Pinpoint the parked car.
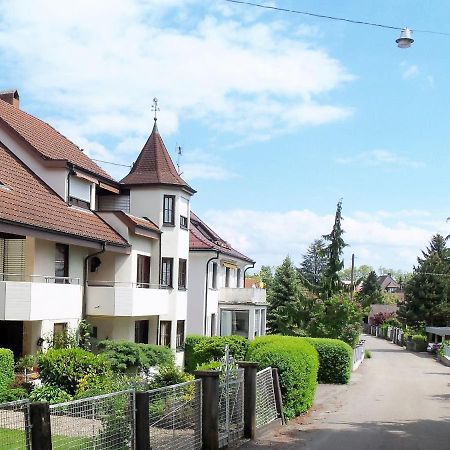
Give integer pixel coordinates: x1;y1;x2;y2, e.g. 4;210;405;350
426;342;442;354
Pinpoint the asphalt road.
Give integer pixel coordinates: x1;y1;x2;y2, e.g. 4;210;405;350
240;334;450;450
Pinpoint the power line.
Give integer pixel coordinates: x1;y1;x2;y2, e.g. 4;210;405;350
224;0;450;36
92;158;131;168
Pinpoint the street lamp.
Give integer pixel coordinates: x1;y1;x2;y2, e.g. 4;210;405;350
396;28;414;48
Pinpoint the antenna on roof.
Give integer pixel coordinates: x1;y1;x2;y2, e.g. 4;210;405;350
151;97;160;123
176;145;183;176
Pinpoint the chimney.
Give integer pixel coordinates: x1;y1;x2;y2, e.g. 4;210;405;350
0;90;20;108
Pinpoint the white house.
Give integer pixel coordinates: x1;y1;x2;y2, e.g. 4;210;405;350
0;91;195;363
187;212;267;340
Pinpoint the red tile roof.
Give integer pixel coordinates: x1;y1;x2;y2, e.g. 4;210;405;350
0;142;128;247
114;211;160;234
189;212;254;263
0;98;113;181
121;122;195;193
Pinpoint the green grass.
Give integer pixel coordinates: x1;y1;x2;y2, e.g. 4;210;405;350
0;427;93;449
364;349;372;359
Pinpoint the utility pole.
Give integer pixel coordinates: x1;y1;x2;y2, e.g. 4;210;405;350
350;253;355;301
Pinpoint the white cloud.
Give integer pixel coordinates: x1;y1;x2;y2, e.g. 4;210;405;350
203;208;449;271
401;63;420;80
336;149;423;169
0;0;354;162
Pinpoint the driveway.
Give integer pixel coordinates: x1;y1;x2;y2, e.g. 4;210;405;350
240;334;450;450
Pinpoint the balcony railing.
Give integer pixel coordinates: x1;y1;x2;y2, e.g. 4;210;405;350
0;274;82;320
0;273;80;284
86;281;171;317
218;287;267;305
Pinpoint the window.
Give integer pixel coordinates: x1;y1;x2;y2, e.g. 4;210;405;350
135;320;149;344
236;269;242;288
212;263;218;289
137;255;151;288
178;259;187;289
220;310;249;338
159;321;172;347
260;309;266;336
180;215;188;230
255;309;261;337
161;258;173;287
225;267;231;287
92;326;98;339
69;176;91;209
176;320;185;350
163;195;175;225
55;244;69;283
69;197;90;210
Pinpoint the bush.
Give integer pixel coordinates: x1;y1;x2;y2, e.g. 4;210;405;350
195;360;221;371
0;348;15;395
305;338;352;384
0;387;28;403
185;335;248;373
38;348;111;395
364;350;372;359
184;335;208;372
150;366;194;389
97;341;174;374
412;334;427;343
247;335;319;419
30;385;72;404
76;373;133;399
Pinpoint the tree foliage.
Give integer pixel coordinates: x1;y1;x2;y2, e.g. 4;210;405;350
398;234;450;327
358;270;384;308
321;200;348;298
299;239;327;291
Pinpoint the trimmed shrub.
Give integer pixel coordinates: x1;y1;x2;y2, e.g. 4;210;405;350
184;335;208;372
305;338;352;384
0;387;28;403
97;340;174;374
247;335;319;419
150;365;194;389
30;385;72;404
185;335;249;372
0;348;15;394
38;348;111;395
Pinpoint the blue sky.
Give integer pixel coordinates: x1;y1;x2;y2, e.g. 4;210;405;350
1;0;450;272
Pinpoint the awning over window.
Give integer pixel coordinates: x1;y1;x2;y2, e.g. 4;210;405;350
223;261;237;269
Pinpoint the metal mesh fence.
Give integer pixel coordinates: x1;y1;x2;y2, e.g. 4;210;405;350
147;379;202;450
0;400;31;450
49;390;135;450
255;367;278;429
218;368;244;447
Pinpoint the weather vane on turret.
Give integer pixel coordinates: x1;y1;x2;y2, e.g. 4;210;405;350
151;97;160;122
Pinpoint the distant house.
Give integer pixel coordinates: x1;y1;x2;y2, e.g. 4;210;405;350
377;274;405;302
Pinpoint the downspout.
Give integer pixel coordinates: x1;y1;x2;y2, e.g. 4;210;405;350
204;251;220;335
82;242;106;319
244;262;255;287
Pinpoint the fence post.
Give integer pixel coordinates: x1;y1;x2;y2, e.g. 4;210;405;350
238;361;258;439
135;392;150;450
29;402;52;450
271;368;285;425
194;370;220;450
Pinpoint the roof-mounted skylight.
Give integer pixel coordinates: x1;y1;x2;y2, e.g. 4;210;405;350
0;181;11;191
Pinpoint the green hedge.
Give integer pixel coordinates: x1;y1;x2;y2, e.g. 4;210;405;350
38;348;111;395
97;340;174;373
305;338;352;384
247;335;319;419
0;348;15;395
185;335;249;373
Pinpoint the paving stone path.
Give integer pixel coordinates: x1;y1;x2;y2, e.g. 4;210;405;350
240;334;450;450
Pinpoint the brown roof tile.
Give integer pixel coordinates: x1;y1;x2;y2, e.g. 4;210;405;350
0;98;113;180
121;122;195;193
0;143;128;247
114;211;160;234
189;212;254;263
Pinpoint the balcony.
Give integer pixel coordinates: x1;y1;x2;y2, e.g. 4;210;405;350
218;288;266;305
0;274;82;321
86;281;171;317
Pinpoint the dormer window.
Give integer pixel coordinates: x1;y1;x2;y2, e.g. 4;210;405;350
69;176;91;210
163;195;175;225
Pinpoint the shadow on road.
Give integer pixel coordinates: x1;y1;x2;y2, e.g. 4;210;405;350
242;419;450;450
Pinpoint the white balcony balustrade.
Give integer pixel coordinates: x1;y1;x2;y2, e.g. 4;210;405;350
86;281;171;317
0;273;82;321
218;288;266;305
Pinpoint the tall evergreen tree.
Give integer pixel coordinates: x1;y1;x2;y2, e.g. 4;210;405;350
267;256;305;335
359;270;384;307
398;234;450;326
321;200;347;298
299;239;327;291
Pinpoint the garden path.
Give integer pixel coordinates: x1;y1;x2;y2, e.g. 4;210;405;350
239;334;450;450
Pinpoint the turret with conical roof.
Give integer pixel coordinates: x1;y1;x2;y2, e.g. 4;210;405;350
120;121;195;194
